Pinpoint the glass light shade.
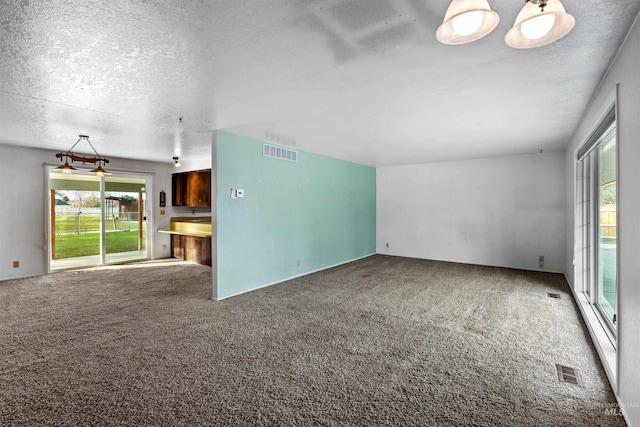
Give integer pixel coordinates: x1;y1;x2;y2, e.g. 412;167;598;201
521;13;555;40
505;0;575;49
436;0;499;45
452;10;484;36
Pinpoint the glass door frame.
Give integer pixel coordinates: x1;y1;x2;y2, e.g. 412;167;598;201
576;120;618;346
594;136;618;334
46;164;153;272
103;174;150;265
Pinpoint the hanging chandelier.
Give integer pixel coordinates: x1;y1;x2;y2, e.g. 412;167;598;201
436;0;575;48
55;135;110;176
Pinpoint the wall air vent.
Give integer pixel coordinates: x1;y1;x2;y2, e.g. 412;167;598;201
263;143;297;162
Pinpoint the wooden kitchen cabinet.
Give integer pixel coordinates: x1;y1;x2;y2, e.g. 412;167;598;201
171;173;185;206
170;234;212;266
172;169;211;207
159;216;212;266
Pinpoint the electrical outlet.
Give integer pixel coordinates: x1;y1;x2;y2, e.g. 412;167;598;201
386;243;389;248
13;261;19;268
538;256;544;269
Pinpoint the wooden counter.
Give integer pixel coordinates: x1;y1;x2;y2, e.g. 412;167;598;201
158;217;212;266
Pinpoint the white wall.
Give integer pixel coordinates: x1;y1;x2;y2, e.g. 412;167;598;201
565;13;640;426
0;144;178;281
377;152;565;272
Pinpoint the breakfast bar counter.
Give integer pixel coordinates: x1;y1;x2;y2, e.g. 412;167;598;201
158;216;212;266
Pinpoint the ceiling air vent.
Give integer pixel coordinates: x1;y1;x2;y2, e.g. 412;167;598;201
263;143;297;162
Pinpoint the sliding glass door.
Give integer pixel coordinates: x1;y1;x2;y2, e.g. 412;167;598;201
49;169;150;271
596;137;617;328
104;176;148;264
49;172;102;269
576;107;617;342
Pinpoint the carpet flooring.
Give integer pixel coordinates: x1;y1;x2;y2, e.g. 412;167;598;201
0;255;625;426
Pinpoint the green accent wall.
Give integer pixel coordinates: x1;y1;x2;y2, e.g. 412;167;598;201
216;131;376;299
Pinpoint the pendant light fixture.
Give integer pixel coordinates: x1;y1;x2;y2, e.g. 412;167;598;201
505;0;575;49
436;0;500;45
90;161;109;177
55;135;111;176
56;159;78;174
436;0;575;48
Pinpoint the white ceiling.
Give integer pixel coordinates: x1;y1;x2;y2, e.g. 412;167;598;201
1;0;639;167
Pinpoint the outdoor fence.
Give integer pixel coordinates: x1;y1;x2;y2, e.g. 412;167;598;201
599;205;616;246
54;211;144;235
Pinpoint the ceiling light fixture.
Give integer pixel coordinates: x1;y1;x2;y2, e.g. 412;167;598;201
437;0;574;48
505;0;575;48
55;135;110;176
436;0;499;45
173;156;180;167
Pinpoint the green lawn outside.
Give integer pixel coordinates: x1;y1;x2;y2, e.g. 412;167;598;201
53;230;146;259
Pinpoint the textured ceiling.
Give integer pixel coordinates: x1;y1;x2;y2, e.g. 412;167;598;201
1;0;639;167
